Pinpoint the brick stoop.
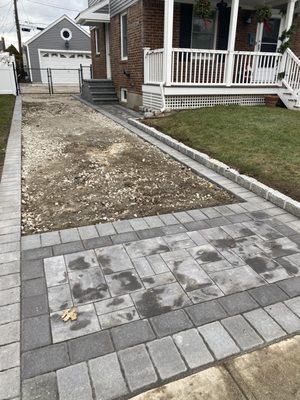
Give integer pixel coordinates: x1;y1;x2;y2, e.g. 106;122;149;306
81;79;119;105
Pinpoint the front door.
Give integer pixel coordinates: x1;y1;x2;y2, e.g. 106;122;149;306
258;18;281;52
254;18;282;83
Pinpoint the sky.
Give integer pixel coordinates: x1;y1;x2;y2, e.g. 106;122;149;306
0;0;88;49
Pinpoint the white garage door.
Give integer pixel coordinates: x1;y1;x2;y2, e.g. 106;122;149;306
40;51;92;84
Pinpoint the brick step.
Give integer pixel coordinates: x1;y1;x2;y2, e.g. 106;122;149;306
91;92;118;97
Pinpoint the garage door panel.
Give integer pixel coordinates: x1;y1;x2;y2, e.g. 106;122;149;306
40;51;91;84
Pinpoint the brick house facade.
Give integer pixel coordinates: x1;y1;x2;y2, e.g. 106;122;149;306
80;0;300;111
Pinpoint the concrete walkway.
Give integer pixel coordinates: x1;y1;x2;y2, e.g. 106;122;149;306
0;98;300;400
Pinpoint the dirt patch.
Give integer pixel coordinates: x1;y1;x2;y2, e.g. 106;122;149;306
21;95;236;234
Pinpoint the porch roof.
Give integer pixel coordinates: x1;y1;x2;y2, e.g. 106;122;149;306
75;0;110;26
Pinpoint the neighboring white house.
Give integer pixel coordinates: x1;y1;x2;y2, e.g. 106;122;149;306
24;15;92;84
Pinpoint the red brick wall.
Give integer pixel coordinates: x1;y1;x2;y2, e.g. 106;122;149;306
235;10;258;51
291;15;300;57
110;1;143;102
91;25;107;79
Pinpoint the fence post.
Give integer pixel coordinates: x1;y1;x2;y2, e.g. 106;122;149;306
12;61;20;95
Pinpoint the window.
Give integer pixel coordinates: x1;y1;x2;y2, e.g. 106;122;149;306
120;88;128;102
95;28;101;55
260;18;281;52
121;13;128;60
60;28;72;41
191;13;217;50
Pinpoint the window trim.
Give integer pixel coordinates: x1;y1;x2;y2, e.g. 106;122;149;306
191;10;219;51
60;28;72;41
94;28;101;55
120;88;128;103
120;12;128;61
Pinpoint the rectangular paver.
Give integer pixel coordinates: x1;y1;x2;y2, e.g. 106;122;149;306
173;328;214;369
22;372;58;400
119;344;157;391
221;315;263;350
89;353;128;400
244;308;285;342
198;321;240;360
264;302;300;334
57;363;93;400
150;309;193;337
147;337;187;380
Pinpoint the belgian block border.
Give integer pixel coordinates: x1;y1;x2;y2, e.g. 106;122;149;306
129;118;300;218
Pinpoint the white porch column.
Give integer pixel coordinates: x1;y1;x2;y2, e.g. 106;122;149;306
163;0;174;86
285;0;297;31
225;0;240;86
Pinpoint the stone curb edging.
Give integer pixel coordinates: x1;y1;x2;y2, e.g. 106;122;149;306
128;118;300;218
0;95;22;400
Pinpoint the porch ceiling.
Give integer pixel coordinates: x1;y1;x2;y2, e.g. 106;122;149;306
177;0;298;9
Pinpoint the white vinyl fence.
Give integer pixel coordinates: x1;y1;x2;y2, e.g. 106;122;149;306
0;53;17;95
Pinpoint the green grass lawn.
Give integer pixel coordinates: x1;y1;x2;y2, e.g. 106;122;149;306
0;95;15;176
145;105;300;202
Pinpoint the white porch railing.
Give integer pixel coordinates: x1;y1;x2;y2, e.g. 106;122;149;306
144;48;283;87
232;51;282;86
171;48;228;85
144;48;164;85
282;48;300;96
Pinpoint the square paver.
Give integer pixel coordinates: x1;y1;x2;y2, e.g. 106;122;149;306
57;363;93;400
95;245;133;274
22;277;46;298
188;244;223;264
132;282;191;318
105;269;143;296
210;265;265;295
69;267;110;304
167;257;213;292
221;315;263;350
150;309;193;337
147;337;187;379
173;328;214;369
119;344;157;391
21;294;48;318
198;321;240;360
64;250;98;271
50;303;100;343
89;353;128;400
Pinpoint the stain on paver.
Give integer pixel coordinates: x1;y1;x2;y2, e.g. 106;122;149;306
69;268;109;304
106;270;143;296
132;282;191;318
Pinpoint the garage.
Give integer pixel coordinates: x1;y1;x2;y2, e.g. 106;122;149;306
39;51;91;84
24;15;91;84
